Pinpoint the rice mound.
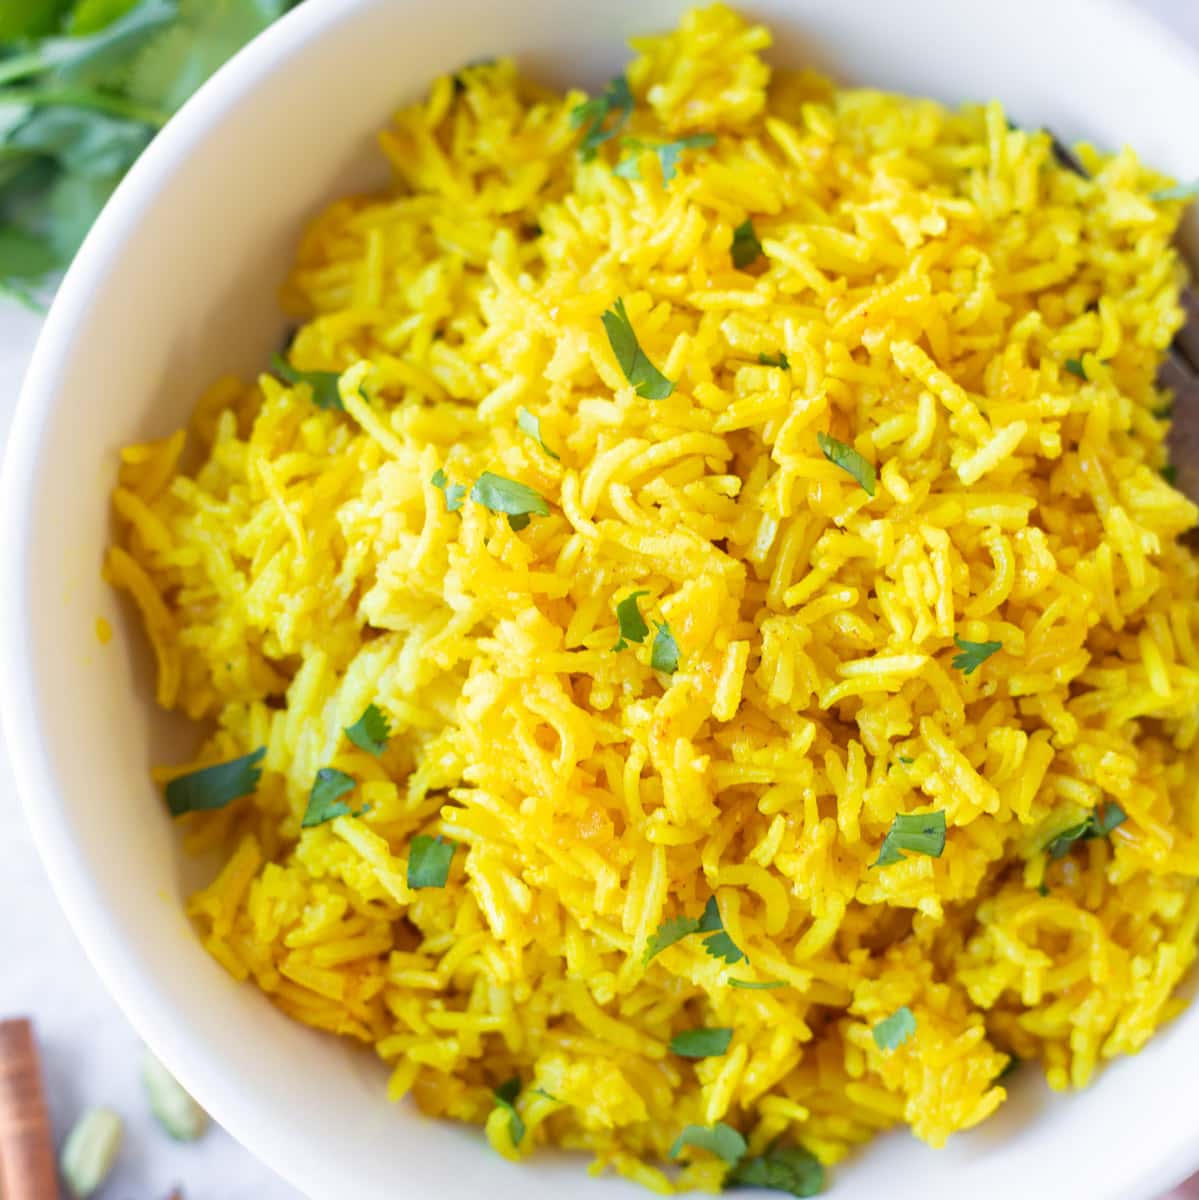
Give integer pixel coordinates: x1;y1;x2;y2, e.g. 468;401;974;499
107;4;1199;1190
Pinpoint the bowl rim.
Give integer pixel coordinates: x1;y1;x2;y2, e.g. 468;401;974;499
7;0;1199;1197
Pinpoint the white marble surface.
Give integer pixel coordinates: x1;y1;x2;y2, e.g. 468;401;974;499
2;3;1199;1197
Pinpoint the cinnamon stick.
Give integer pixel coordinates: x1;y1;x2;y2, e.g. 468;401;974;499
0;1018;59;1200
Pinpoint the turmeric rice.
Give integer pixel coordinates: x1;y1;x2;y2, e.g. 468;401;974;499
107;5;1199;1192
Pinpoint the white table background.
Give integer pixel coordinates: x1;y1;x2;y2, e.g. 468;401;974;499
2;3;1199;1196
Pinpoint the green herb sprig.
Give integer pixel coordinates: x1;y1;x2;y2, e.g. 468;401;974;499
731;218;763;268
0;0;298;302
569;74;632;161
951;635;1002;675
469;471;551;530
873;811;946;868
669;1027;732;1059
1045;802;1126;861
272;353;344;412
872;1006;916;1052
492;1077;525;1145
727;1144;825;1197
817;432;876;496
613;590;650;651
408;834;457;889
602;297;675;399
344;703;390;757
164;746;264;816
614;133;715;184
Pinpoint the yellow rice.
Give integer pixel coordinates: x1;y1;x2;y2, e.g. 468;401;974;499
107;4;1199;1190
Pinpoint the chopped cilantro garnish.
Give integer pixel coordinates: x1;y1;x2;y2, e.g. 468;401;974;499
431;467;466;512
897;755;914;765
731;218;763;269
951;635;1002;675
669;1027;732;1059
407;834;457;889
614;133;715;184
1045;802;1126;861
1162;465;1178;486
644;897;740;964
469;471;550;530
729;978;787;990
759;352;790;369
1064;358;1088;380
164;747;264;816
643;913;701;964
613;590;650;651
344;703;390;757
1151;182;1199;202
602;297;675;399
569;74;632;161
816;432;875;497
698;896;745;965
669;1122;746;1165
516;407;560;460
492;1076;525;1145
271;352;343;412
727;1143;826;1197
651;621;680;674
873;810;946;868
872;1006;916;1052
302;768;368;828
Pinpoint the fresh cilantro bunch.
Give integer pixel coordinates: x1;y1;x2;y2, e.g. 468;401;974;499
0;0;299;305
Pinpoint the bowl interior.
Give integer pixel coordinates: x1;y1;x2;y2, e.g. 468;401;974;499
7;1;1199;1198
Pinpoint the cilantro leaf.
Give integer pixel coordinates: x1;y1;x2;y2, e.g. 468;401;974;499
271;352;343;411
407;834;457;889
669;1122;746;1165
758;352;789;369
302;767;369;828
727;1143;825;1197
569;74;632;161
670;1027;732;1058
164;746;264;816
697;895;746;964
0;226;59;280
602;297;674;400
817;432;875;496
469;471;551;529
123;0;291;113
872;1006;916;1052
1045;802;1126;860
951;635;1002;675
643;913;701;964
8;105;152;176
1151;182;1199;202
492;1076;525;1145
70;0;142;34
431;468;466;512
1163;465;1178;486
651;621;679;674
614;133;715;184
873;810;946;868
729;978;787;990
0;0;178;89
516;406;559;460
731;218;763;268
0;0;69;40
613;590;649;651
344;703;390;756
1064;358;1087;380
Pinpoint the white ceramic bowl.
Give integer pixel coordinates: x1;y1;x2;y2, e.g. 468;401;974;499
6;1;1199;1197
